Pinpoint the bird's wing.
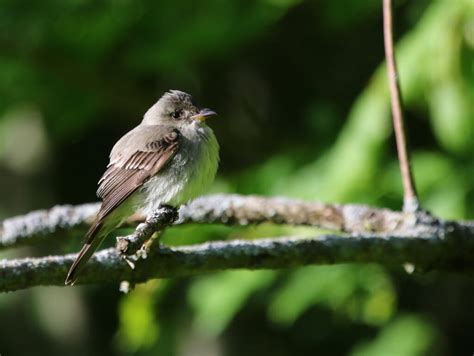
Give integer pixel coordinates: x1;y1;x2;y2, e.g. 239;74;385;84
94;126;181;225
65;126;181;285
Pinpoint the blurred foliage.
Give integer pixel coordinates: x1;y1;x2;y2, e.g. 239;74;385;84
117;280;164;352
0;0;473;355
267;265;396;327
351;315;439;356
189;270;276;335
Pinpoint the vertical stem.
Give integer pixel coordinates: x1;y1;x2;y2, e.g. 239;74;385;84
383;0;419;212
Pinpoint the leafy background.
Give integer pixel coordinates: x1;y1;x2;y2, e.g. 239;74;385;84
0;0;473;355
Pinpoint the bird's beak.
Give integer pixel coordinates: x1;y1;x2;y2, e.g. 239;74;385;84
191;108;217;122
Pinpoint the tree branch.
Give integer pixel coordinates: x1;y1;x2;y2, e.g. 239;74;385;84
1;226;473;293
115;205;178;256
3;194;472;250
383;0;419;212
0;202;100;249
1;194;473;292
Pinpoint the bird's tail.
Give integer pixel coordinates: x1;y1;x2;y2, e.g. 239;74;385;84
65;221;109;285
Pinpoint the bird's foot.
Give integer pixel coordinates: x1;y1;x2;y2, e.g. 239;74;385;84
122;255;136;269
116;204;178;269
136;237;155;259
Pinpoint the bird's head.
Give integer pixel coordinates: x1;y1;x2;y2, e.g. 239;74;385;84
142;90;217;128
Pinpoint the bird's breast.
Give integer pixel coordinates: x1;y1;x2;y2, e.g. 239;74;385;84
140;125;219;213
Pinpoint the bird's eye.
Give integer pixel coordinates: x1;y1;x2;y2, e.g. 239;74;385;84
171;110;182;119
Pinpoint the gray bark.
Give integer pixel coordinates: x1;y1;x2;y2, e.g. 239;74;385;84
1;230;473;293
0;194;473;292
3;194;471;249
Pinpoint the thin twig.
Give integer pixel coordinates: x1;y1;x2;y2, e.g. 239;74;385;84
115;205;178;256
383;0;419;212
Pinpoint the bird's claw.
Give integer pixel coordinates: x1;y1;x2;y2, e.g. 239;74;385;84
122;255;136;269
136;243;148;259
120;239;152;270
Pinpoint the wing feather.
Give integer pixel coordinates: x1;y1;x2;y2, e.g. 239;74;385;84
94;129;180;224
66;125;181;285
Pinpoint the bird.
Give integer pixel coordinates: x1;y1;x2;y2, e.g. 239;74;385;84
65;90;219;285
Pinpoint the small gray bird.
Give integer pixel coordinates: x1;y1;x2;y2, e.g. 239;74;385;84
65;90;219;285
